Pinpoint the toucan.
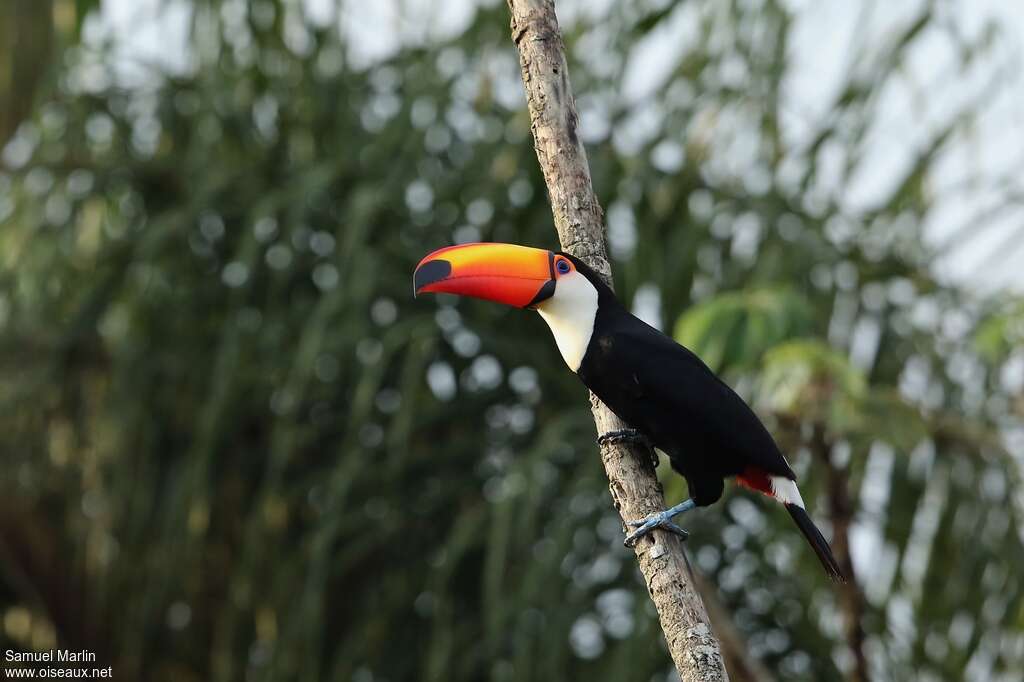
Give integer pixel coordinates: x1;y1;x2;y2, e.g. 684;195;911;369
414;242;846;582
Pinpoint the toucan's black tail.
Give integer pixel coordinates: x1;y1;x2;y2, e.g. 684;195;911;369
785;504;847;583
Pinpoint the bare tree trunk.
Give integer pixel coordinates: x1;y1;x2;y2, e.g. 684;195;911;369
813;427;870;682
504;2;728;680
0;0;54;145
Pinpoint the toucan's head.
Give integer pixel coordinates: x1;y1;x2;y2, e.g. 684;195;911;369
413;242;606;371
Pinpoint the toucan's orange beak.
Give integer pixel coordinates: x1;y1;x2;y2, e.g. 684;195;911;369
414;242;556;308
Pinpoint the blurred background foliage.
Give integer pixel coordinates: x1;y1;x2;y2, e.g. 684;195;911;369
1;0;1023;681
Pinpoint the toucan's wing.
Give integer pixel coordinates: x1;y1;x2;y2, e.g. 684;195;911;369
591;320;796;480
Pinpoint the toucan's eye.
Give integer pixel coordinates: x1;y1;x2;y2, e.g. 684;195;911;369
556;259;571;274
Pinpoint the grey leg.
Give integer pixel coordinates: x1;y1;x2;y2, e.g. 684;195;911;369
623;498;696;547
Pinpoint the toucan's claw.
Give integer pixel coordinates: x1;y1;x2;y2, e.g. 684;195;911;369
623;498;696;547
597;428;649;447
623;511;689;547
597;428;659;469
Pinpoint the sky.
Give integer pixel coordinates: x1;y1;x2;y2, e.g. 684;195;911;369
95;0;1024;294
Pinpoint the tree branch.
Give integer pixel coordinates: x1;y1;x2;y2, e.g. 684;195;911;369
504;2;728;679
813;426;870;682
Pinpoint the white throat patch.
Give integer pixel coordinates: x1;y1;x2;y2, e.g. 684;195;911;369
536;271;599;372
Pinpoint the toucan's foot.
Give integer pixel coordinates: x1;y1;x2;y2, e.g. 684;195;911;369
597;428;648;447
623;511;689;547
597;429;658;469
622;498;696;547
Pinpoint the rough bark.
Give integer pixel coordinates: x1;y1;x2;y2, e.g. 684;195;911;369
504;2;728;680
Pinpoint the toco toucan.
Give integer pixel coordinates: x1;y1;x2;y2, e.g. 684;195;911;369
414;242;845;582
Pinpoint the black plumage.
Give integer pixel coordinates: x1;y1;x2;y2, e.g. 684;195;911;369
566;254;845;581
571;255;790;495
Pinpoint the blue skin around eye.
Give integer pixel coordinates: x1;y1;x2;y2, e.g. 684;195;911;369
557;261;570;273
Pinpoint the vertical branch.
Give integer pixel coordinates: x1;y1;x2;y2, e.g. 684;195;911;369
504;2;728;680
813;427;870;682
0;0;54;145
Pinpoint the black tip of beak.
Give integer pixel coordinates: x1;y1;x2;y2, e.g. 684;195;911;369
413;259;452;297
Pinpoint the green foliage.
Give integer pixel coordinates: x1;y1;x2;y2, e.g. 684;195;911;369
758;339;867;434
0;0;100;144
974;300;1024;363
855;389;930;453
674;288;814;372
